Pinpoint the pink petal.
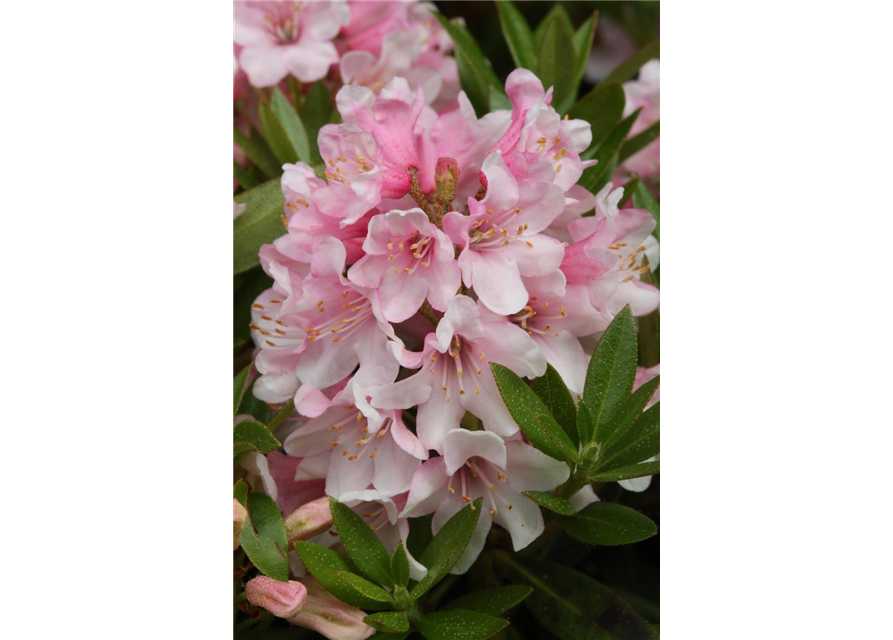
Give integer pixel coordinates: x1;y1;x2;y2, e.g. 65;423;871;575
443;429;507;474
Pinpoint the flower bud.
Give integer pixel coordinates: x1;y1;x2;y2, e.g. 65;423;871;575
288;577;374;640
233;499;248;551
284;497;333;544
245;576;308;619
435;157;459;205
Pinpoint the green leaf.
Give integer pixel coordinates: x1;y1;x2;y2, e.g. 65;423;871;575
618;176;639;206
270;88;312;164
240;493;289;582
580;109;640;193
568;82;625;151
364;611;410;634
596;402;659;472
233;159;259;190
561;502;657;546
537;12;577;114
266;399;295;433
619;120;659;162
489;86;513;111
418;610;508;640
591;460;660;483
406;513;434;561
531;364;578;447
522;491;575;516
598;376;660;450
233;419;280;455
443;585;533;615
294;542;391;610
572;12;599;91
233;364;252;417
335;570;394;603
238;381;272;424
602;39;660;86
390;541;410;588
259;99;299;166
496;0;537;71
533;4;572;46
583;306;638;444
497;554;658;640
233;479;249;507
329;498;393;587
233;179;286;275
411;499;483;600
233;126;280;179
632;180;660;241
490;363;581;464
300;81;333;166
576;401;595;445
434;14;505;118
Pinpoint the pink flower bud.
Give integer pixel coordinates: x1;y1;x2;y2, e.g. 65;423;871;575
245;576;308;619
233;499;248;551
284;497;333;544
434;157;459;205
288;577;374;640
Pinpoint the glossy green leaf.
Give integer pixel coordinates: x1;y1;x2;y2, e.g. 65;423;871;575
238;381;272;423
233;159;259;190
240;493;289;582
596;402;659;472
619;120;659;162
233;419;280;455
576;401;595;445
411;498;483;600
632;180;660;240
259;99;299;166
599;376;660;449
270;88;311;164
490;363;581;464
497;554;657;640
443;585;533;615
233;179;286;275
335;570;394;603
533;4;572;46
329;498;393;587
300;81;333;166
531;364;578;447
233;126;280;179
583;306;638;443
418;610;508;640
390;541;410;588
580;109;640;193
496;1;537;71
233;479;249;507
294;542;390;610
434;14;504;118
568;82;625;151
572;12;598;91
233;364;252;417
537;12;576;114
602;39;660;86
522;491;575;516
561;502;657;546
266;399;295;433
364;611;410;634
591;460;660;482
618;176;639;206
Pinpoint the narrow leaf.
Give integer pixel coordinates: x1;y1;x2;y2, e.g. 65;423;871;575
391;541;410;588
266;398;295;433
580;109;640;193
443;585;533;615
591;460;660;482
330;498;393;587
240;493;289;582
496;0;537;71
598;376;660;449
619;120;659;162
596;402;659;472
233;419;280;455
561;502;657;546
418;610;508;640
583;306;638;443
271;88;312;164
233;364;252;417
335;571;395;603
233;479;249;507
522;491;575;516
537;12;577;114
632;180;660;240
534;4;572;46
300;81;333;165
233;159;259;190
233;126;280;179
571;12;598;91
258;99;299;165
233;179;286;275
531;364;578;447
411;498;483;600
576;401;595;445
602;39;660;86
364;611;410;634
568;82;625;150
618;176;639;206
490;363;581;464
294;542;391;610
434;14;505;117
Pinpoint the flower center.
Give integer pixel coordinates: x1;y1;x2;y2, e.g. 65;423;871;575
429;336;490;401
304;292;372;343
387;231;433;275
510;298;567;338
264;3;303;43
610;242;650;283
447;458;512;516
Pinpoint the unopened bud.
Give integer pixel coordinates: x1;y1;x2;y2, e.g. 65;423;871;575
435;157;459;206
233;499;248;551
288;577;374;640
284;497;333;544
246;576;308;618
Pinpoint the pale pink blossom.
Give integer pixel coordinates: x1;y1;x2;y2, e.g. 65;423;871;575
246;576;308;618
286;576;375;640
233;1;350;87
371;295;546;453
347;208;460;322
444;151;566;315
619;364;660;493
284;496;333;544
621;60;660;179
401;429;569;573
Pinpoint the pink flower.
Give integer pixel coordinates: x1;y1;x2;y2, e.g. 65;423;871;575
234;499;248;551
246;576;308;618
621;60;660;179
286;576;375;640
560;184;660;318
284;496;334;544
619;364;660;493
401;429;569;573
371;295;546;453
233;1;350;87
347;208;460;322
283;381;427;498
251;238;401;401
444;152;566;315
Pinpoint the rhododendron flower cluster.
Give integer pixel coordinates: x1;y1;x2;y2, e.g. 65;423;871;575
246;68;658;571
